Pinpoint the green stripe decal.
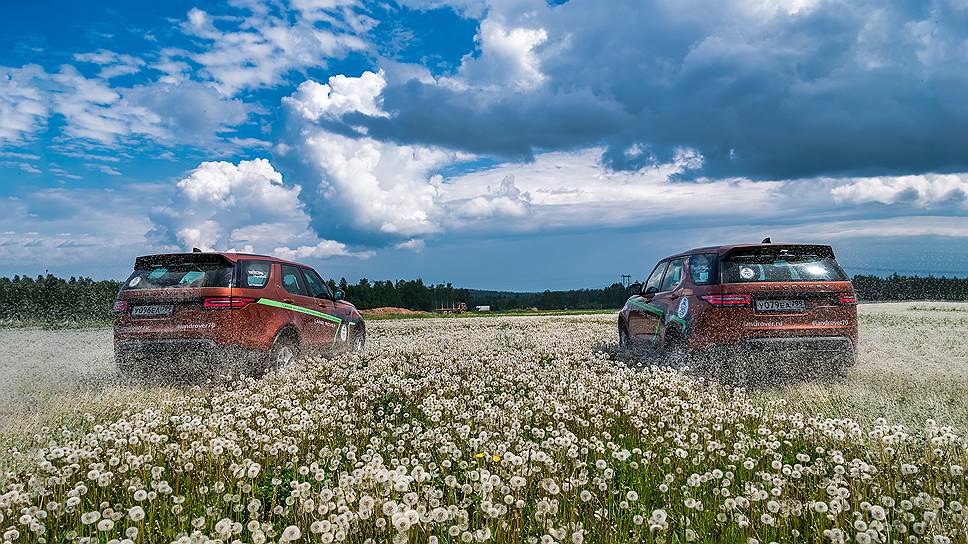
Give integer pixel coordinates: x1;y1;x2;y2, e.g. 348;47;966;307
627;298;663;317
256;298;342;324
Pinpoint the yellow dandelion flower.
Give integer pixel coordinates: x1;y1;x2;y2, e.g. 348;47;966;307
475;453;484;459
492;454;501;462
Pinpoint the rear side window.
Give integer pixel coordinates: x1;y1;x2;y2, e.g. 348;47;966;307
689;254;718;285
659;258;685;292
280;264;308;296
123;263;233;290
239;260;271;289
721;247;848;283
643;261;669;295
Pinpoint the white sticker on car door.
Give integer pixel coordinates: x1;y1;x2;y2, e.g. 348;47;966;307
677;297;689;319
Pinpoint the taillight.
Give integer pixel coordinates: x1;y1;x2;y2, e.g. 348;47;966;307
700;294;751;307
113;300;128;312
838;292;857;304
203;297;256;309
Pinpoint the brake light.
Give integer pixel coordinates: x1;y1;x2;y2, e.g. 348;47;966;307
700;294;751;307
112;300;128;312
203;297;256;309
838;292;857;304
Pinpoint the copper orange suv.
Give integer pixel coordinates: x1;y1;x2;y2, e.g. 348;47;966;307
113;251;365;376
619;242;858;371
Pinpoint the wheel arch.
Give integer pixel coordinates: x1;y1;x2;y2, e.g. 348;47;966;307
272;324;301;349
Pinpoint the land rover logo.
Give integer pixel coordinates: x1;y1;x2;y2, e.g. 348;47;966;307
129;277;141;287
739;267;755;280
340;324;348;342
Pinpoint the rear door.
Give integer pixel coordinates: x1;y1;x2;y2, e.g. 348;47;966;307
278;264;336;350
652;257;687;335
116;254;236;339
719;245;855;337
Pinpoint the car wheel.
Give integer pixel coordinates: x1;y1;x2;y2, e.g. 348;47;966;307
268;334;299;371
830;349;854;378
115;346;142;380
618;321;630;350
663;330;689;367
351;327;366;353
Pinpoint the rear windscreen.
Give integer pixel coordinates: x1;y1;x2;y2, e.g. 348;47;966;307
721;248;848;283
123;263;234;290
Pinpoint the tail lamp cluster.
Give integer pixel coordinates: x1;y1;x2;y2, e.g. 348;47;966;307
837;292;858;304
699;294;751;307
203;297;256;309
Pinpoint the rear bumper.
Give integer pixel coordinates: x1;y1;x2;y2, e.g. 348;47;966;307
115;339;264;370
691;336;855;362
738;336;854;353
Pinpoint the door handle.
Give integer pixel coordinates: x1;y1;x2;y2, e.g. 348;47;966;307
282;298;294;304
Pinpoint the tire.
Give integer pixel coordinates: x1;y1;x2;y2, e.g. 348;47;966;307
351;326;366;354
830;349;855;378
662;329;689;367
618;320;630;350
267;333;299;372
115;345;142;380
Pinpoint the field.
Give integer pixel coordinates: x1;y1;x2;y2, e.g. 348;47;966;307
0;303;966;542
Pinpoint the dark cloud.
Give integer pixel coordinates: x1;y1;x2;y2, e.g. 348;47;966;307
349;0;968;180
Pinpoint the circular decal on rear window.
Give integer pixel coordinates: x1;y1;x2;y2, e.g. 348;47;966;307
129;277;141;287
677;297;689;319
739;267;756;280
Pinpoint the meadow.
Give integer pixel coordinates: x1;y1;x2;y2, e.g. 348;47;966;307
0;303;966;542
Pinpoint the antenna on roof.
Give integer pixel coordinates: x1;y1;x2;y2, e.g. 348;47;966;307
761;237;771;244
192;247;202;252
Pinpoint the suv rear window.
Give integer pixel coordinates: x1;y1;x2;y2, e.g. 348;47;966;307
124;263;234;290
721;247;848;283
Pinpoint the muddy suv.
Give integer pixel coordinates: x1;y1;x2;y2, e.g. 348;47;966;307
619;242;858;371
113;252;365;376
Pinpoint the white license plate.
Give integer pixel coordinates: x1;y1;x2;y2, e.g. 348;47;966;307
755;299;805;313
131;305;173;317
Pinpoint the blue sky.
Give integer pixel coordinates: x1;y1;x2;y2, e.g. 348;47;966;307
1;0;967;290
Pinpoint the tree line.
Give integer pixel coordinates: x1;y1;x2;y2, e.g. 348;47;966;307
0;273;966;325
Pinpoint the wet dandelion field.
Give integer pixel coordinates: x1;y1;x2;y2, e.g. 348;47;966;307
0;303;966;543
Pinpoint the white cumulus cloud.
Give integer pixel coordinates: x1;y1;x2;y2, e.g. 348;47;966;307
832;173;968;208
457;19;549;90
284;70;388;121
301;130;453;237
148;158;370;262
274;240;374;260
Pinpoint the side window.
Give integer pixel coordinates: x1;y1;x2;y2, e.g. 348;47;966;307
643;262;669;295
280;264;308;296
689;254;718;285
659;259;684;292
301;268;332;299
239;260;271;289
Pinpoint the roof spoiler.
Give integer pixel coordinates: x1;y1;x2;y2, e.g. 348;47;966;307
722;244;835;259
134;253;235;270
